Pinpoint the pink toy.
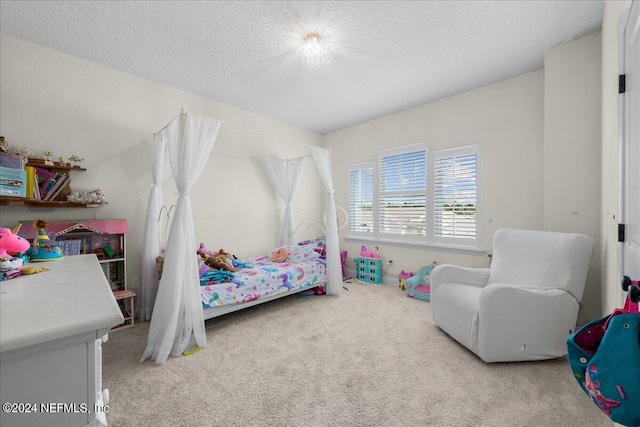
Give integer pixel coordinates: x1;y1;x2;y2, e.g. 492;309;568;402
398;270;414;280
359;245;380;259
0;227;30;258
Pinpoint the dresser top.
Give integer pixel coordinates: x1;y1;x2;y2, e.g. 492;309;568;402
0;254;124;352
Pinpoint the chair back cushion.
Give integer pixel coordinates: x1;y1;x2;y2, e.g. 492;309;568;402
487;229;594;301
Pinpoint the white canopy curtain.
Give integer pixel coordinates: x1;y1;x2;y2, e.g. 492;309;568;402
261;156;307;246
141;111;220;365
137;131;172;321
309;146;342;296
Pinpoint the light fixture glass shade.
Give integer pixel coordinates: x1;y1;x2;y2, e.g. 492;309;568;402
300;33;330;69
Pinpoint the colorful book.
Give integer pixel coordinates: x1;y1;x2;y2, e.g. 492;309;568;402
33;176;41;200
25;166;35;198
42;172;62;197
35;167;53;195
44;173;70;201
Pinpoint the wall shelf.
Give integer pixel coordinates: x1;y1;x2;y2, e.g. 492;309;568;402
0;196;102;208
0;157;98;207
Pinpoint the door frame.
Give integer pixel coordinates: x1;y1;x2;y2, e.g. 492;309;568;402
618;0;639;283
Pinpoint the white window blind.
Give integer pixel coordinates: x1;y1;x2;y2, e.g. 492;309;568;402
378;146;427;236
348;165;374;233
434;149;478;240
346;143;481;251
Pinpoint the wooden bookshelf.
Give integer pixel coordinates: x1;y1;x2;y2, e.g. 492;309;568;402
0;196;101;208
0;157;100;207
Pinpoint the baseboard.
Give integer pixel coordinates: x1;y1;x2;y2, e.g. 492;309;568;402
345;269;397;286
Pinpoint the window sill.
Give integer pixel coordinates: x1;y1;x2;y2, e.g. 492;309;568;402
344;235;486;255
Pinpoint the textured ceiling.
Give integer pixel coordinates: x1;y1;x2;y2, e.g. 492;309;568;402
0;1;605;134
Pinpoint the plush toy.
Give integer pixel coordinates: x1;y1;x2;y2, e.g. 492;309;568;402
204;255;237;272
0;227;31;274
0;227;30;259
405;261;438;302
216;249;233;262
359;245;380;259
199;248;237;272
270;247;289;263
197;242;215;258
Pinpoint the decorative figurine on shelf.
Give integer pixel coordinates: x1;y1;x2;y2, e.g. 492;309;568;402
0;136;8;153
66;189;107;204
88;188;107;204
18;147;31;169
43;150;54;166
27;219;64;262
66;192;82;203
68;154;84;168
0;226;31;274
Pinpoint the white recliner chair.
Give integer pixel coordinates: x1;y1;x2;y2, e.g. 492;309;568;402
430;228;594;363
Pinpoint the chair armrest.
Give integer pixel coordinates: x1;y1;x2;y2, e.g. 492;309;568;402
430;265;490;296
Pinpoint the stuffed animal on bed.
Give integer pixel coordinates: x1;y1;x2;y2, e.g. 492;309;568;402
197;242;215;258
200;250;237;272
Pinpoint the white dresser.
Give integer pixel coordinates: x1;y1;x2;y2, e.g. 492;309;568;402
0;254;124;427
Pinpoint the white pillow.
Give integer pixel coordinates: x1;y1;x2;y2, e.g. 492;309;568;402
287;244;320;263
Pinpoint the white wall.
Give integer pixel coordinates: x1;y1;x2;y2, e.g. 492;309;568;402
544;31;602;324
326;31;605;324
0;34;324;292
324;70;545;271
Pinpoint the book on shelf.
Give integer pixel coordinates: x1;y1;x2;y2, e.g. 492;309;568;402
25;166;35;199
43;173;70;201
34;167;53;196
33;176;41;200
42;172;63;199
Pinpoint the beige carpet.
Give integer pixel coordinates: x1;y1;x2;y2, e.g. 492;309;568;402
103;282;609;427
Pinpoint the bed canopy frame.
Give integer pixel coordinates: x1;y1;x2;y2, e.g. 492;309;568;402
139;108;342;365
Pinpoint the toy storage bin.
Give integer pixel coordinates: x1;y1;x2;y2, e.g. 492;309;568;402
355;256;382;284
0;166;27;198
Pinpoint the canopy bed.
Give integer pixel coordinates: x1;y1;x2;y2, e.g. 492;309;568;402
139;108;343;365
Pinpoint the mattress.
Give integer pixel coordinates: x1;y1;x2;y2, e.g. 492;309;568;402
200;256;326;309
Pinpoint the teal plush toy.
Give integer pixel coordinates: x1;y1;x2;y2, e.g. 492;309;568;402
405;261;438;302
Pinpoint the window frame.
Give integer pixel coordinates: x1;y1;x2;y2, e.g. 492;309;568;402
431;144;481;249
347;161;377;238
345;143;482;253
377;142;429;243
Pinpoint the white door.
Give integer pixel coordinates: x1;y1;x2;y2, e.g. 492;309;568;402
621;0;640;283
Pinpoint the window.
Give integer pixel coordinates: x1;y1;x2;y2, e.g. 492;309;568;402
378;144;427;237
347;143;481;251
348;163;374;233
433;146;479;244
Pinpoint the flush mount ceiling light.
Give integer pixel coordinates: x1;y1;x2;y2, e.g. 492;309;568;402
300;33;330;69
